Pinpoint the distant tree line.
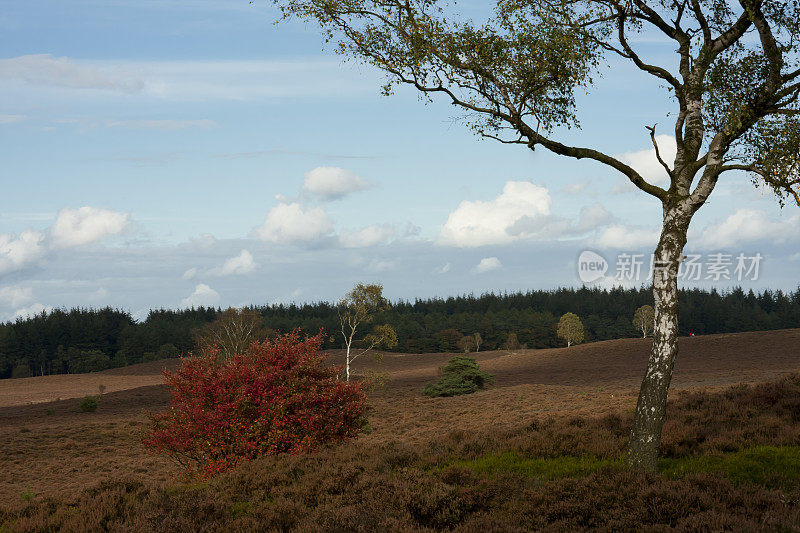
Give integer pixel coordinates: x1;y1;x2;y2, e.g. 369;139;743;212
2;286;799;379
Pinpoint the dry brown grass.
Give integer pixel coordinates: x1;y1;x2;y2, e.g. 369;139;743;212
1;329;799;531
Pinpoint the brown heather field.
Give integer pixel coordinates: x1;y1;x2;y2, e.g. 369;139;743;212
1;329;800;531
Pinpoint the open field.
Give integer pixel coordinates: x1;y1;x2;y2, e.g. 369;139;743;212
1;329;799;530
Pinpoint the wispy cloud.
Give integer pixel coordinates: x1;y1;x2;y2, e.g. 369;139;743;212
0;55;376;101
214;148;379;161
0;54;144;93
105;119;215;130
0;114;26;124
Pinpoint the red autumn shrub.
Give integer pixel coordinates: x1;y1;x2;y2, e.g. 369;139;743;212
143;331;366;479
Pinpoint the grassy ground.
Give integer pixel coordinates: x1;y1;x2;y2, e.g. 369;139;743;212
2;372;799;531
1;330;800;531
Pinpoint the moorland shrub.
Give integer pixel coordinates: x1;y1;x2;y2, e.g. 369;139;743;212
423;357;493;397
79;396;98;412
142;331;366;479
4;373;800;531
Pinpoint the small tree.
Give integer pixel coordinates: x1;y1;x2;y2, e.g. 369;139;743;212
457;334;476;353
143;332;366;479
270;0;800;472
157;343;180;359
474;332;482;353
633;305;656;338
423;356;493;397
504;332;520;353
337;283;398;381
438;328;463;352
79;396;98;412
193;307;267;361
557;313;584;348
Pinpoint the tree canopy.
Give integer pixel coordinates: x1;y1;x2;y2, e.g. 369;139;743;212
273;0;800;206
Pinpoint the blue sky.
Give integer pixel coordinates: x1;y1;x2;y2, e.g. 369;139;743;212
1;0;798;322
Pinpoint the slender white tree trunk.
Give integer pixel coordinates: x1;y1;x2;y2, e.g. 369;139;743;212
345;342;351;382
625;204;692;472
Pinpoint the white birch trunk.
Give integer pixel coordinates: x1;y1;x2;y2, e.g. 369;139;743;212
625;204;692;472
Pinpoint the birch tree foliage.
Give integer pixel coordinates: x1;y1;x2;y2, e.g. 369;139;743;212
557;312;585;347
271;0;800;206
337;283;398;381
633;304;655;338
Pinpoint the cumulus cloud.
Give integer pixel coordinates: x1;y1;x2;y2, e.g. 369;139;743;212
0;54;144;93
693;208;800;250
473;257;502;273
13;302;52;321
301;167;371;200
182;267;198;280
339;225;396;248
0;230;46;275
210;249;257;276
439;181;555;247
0;286;34;308
616;134;677;186
595;224;660;249
573;203;615;233
180;283;220;308
50;207;130;249
88;287;109;301
252;202;333;244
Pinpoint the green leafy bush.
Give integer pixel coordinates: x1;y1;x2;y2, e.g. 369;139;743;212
79;396;98;413
423;357;493;397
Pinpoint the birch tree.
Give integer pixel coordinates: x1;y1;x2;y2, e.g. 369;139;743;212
269;0;800;472
193;307;268;361
633;305;656;338
557;312;585;347
337;283;398;381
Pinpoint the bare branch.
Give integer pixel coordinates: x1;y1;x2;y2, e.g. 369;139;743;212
646;124;674;179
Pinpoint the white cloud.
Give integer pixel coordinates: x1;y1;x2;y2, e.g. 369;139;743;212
595;225;660;249
403;222;422;237
50;207;130;248
106;119;215;130
182;267;198;280
0;54;144;93
0;114;26;124
365;259;395;273
339;225;395;248
563;180;590;195
252;202;333;244
0;230;46;275
473;257;502;273
0;286;34;308
436;263;452;274
180;283;220;308
616;134;677;185
88;287;109;301
574;203;615;233
439;181;555;247
211;249;257;276
693;208;800;249
13;303;52;321
301;167;371;200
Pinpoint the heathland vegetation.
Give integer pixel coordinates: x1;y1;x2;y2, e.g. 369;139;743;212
2;286;799;379
1;330;798;530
